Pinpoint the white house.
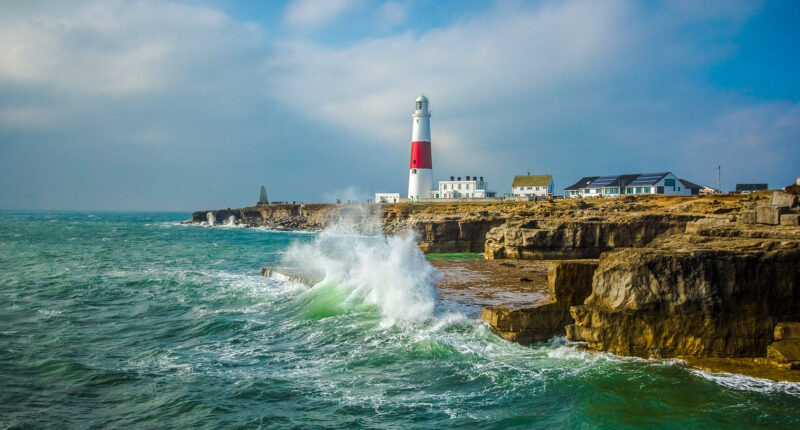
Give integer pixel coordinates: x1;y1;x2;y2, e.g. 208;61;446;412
511;174;554;198
564;172;701;198
433;176;495;199
374;193;401;203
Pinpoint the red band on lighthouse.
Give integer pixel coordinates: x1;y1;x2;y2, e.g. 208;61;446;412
409;141;432;169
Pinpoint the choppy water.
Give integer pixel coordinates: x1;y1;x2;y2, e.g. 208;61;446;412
1;211;799;429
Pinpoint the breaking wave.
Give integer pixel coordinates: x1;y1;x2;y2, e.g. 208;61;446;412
284;224;439;324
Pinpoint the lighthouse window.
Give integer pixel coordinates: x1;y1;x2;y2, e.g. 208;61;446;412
416;101;422;110
412;169;417;174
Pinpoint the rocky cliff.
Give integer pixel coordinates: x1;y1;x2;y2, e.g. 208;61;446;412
190;202;511;253
566;242;800;358
484;214;701;259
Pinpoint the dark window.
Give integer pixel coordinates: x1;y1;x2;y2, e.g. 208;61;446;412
657;186;664;194
412;169;417;174
416;101;422;110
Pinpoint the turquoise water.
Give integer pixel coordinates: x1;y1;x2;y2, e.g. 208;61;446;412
1;211;799;429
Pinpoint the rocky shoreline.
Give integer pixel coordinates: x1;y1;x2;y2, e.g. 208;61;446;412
190;191;800;380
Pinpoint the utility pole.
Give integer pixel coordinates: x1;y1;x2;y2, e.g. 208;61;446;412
718;165;721;193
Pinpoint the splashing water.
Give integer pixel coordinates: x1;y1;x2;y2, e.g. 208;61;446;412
2;211;799;429
284;224;439;324
206;211;215;226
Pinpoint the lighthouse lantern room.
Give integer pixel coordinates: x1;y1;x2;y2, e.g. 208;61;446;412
408;95;433;201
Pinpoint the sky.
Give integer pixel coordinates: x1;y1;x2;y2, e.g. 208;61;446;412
0;0;798;210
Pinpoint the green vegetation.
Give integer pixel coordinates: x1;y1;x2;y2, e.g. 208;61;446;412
425;252;485;261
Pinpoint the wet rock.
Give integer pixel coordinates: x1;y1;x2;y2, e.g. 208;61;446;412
481;260;597;345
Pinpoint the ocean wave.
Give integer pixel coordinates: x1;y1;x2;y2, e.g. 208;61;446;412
693;369;800;397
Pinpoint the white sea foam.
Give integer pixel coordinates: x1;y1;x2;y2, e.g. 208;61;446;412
693;369;800;397
284;224;439;324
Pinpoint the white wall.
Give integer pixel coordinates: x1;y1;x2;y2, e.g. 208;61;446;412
375;193;400;203
510;182;552;197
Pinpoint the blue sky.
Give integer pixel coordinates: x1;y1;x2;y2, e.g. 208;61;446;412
0;0;798;210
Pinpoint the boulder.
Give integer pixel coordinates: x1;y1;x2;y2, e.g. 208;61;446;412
769;191;798;208
739;209;756;224
780;214;800;226
774;322;800;341
766;341;800;364
755;205;790;225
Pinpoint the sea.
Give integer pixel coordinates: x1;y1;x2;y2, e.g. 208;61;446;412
1;211;799;429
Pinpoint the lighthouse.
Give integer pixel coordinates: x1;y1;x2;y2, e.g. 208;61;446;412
408;95;433;201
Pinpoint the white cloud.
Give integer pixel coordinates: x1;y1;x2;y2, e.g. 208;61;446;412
0;0;797;209
284;0;362;28
266;0;631;145
0;0;262;97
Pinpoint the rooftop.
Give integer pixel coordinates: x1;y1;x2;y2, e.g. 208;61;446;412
512;175;552;187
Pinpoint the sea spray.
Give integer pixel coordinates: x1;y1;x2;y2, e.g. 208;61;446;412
206;211;215;226
284;224;439;323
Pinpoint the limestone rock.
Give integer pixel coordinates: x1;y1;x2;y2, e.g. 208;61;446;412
781;214;800;226
485;214;699;260
774;322;800;341
755;205;790;225
566;247;800;358
766;341;800;365
739;209;756;224
768;191;798;208
481;260;597;345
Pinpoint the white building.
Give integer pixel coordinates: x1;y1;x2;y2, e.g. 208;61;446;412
510;174;554;198
563;172;701;198
375;193;401;203
433;176;495;199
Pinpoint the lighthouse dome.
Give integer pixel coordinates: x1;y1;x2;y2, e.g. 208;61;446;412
416;95;428;102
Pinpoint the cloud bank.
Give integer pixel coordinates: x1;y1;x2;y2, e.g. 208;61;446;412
0;0;797;210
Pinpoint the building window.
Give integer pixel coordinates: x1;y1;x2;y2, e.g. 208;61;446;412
412;169;417;174
416;101;422;110
467;184;471;190
458;184;462;190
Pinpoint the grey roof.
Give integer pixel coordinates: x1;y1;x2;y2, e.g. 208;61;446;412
735;183;768;191
564;176;599;191
679;179;702;189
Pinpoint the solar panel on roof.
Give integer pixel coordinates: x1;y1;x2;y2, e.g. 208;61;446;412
588;175;621;188
629;172;668;186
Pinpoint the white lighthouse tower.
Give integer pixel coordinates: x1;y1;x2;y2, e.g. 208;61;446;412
408;95;433;201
